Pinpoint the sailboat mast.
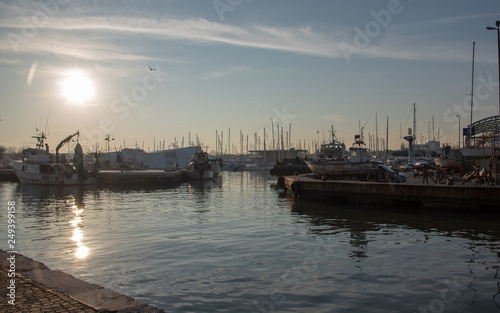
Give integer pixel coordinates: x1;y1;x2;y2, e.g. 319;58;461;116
469;41;475;148
375;112;379;160
263;128;266;163
271;119;275;162
386;116;389;162
289;123;291;149
413;103;416;143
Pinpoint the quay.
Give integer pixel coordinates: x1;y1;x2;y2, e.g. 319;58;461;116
282;174;500;209
0;249;165;312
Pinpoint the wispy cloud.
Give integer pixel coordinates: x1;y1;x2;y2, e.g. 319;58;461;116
200;65;253;80
0;3;494;65
0;58;23;65
0;15;346;59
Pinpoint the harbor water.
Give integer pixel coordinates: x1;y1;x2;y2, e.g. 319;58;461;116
1;171;500;312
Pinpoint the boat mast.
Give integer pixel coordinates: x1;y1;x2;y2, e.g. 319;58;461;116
375;112;379;160
289;123;291;150
263;128;266;163
271;119;275;162
413;103;416;162
386;116;389;162
469;42;475;148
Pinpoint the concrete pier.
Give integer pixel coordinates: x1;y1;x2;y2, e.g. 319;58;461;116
283;174;500;209
0;249;165;312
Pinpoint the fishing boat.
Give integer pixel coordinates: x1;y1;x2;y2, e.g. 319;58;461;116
315;125;349;161
306;134;383;180
10;131;97;185
434;144;464;169
187;147;213;180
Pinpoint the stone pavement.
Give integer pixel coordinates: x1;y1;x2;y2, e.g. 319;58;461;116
0;264;98;312
0;249;165;312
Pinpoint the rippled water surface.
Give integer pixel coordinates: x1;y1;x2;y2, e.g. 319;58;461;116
1;171;500;312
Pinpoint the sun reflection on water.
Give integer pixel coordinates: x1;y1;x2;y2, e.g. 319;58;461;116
69;202;89;259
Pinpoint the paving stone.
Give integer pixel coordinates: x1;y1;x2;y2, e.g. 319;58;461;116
0;265;99;313
0;250;166;312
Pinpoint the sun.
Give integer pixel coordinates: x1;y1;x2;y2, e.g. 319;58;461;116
61;71;95;104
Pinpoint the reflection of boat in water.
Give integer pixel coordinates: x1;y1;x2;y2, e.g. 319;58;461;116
305;134;381;180
10;131;97;185
242;162;274;171
187;147;213;180
209;155;222;177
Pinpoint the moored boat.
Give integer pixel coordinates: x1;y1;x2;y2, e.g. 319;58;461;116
10;131;97;185
306;134;382;180
187;147;213;180
434;144;464;169
315;125;349;161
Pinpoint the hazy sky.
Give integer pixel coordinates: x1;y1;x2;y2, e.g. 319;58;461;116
0;0;499;153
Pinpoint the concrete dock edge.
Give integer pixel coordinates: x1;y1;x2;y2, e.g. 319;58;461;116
0;249;165;312
283;174;500;209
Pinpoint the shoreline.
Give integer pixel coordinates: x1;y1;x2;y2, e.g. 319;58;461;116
0;249;165;312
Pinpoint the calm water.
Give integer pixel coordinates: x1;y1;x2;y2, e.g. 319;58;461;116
1;171;500;313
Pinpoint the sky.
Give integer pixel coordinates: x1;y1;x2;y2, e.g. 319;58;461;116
0;0;499;154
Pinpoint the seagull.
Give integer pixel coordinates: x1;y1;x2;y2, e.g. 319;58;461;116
148;66;156;71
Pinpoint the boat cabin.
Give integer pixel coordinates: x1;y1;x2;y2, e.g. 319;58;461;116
348;147;371;163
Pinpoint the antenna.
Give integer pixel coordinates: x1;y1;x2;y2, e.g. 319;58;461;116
44;106;50;136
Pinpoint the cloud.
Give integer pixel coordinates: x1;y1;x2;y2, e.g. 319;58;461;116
0;3;494;65
0;11;348;61
0;58;23;65
200;65;253;80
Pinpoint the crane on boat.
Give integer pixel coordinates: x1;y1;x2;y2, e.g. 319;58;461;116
55;131;79;163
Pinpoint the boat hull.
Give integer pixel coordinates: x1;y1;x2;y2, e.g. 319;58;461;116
10;161;96;185
305;160;380;180
188;169;213;180
434;158;463;168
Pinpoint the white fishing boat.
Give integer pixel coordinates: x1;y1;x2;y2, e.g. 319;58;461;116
434;144;463;169
306;134;382;180
187;147;213;180
315;125;349;161
10;131;97;185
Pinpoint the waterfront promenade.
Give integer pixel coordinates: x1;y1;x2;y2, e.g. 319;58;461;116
0;249;165;312
0;264;98;312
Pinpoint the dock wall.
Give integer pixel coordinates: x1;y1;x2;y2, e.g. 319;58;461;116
284;175;499;209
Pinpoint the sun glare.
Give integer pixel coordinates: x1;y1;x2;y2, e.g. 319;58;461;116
61;71;95;104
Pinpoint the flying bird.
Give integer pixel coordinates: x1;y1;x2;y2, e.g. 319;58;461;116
148;66;156;71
